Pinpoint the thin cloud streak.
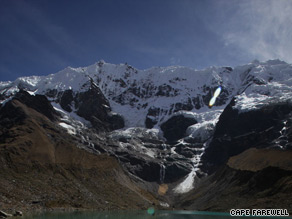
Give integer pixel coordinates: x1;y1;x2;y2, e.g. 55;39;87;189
0;1;85;75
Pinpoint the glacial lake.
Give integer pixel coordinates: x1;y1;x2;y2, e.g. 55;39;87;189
24;210;289;218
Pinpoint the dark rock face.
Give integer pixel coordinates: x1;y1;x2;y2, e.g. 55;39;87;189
145;117;156;129
0;93;5;101
224;66;233;72
0;94;59;144
113;78;127;88
53;81;125;131
0;100;27;131
145;107;161;128
45;89;58;98
192;96;204;110
59;90;74;112
172;98;193;113
202;99;292;173
156;84;179;97
164;162;192;183
174;142;202;158
119;153;161;182
161;115;197;143
107;113;125;130
13;90;60;121
75;86;110;131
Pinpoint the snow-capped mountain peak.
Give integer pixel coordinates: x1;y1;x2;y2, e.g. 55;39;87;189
1;59;291;129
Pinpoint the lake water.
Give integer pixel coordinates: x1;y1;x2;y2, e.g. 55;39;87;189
23;210;284;219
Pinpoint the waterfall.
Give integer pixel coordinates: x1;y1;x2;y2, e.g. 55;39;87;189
160;163;166;183
173;147;206;193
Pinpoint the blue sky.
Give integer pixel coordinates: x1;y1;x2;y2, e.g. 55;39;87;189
1;0;292;81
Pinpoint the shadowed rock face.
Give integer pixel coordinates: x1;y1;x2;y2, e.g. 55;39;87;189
161;115;197;143
120;154;161;182
74;85;125;131
107;114;125;130
202;98;292;174
13;90;60;121
75;85;111;131
145;107;160;129
0;100;27;128
59;90;74;112
164;162;192;183
50;82;125;131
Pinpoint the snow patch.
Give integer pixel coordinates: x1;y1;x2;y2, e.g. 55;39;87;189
173;168;196;193
59;122;76;135
159;202;170;208
27;90;37;96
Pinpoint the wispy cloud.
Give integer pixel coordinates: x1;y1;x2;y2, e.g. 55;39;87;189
218;0;292;63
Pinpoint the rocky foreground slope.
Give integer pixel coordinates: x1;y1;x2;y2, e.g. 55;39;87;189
0;59;292;213
0;95;159;212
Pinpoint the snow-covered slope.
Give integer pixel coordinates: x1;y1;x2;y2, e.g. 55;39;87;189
234;60;292;112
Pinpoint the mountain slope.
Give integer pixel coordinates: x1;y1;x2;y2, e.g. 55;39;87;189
0;59;292;212
0;95;158;212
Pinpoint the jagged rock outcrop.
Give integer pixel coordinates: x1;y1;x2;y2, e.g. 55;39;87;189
46;82;125;131
75;85;111;131
74;85;124;131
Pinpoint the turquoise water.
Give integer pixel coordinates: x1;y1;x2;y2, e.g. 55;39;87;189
24;210;286;219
